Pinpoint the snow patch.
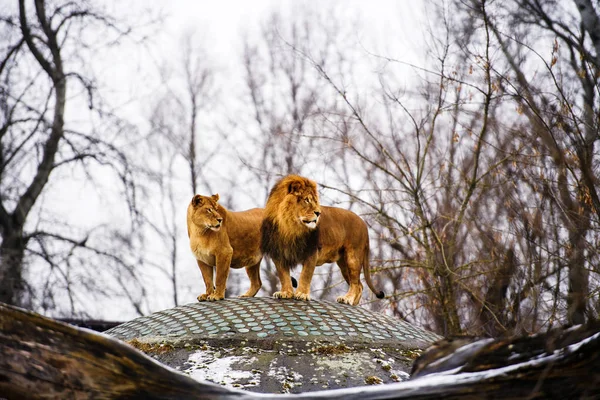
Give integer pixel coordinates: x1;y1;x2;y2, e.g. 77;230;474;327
183;350;260;388
267;359;304;393
317;352;363;373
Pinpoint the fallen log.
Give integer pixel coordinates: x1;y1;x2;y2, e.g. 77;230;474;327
1;302;599;399
0;303;248;400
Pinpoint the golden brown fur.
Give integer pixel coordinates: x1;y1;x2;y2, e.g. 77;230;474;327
187;194;263;301
261;175;384;305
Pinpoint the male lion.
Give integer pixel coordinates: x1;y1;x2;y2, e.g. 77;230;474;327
260;175;385;305
187;194;263;301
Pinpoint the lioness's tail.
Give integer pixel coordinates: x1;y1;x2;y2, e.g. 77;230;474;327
363;241;385;299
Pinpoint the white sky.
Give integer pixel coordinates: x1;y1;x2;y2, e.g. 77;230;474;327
158;0;409;48
123;0;426;320
93;0;426;145
31;0;430;320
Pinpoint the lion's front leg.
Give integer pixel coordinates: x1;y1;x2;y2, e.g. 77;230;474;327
294;254;318;301
209;251;232;301
196;260;215;302
273;261;295;299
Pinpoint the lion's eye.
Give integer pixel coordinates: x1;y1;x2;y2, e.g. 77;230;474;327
304;198;310;204
207;209;213;214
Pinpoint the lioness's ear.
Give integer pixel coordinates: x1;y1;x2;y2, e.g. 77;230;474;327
211;193;220;202
288;181;303;194
192;195;203;207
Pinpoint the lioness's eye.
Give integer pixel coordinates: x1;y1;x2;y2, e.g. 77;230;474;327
304;198;310;204
207;209;213;214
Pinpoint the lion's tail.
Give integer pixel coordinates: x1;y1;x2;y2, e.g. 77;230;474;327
363;241;385;299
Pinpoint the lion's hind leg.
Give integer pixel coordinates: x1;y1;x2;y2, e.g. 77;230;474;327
240;261;262;298
336;252;363;306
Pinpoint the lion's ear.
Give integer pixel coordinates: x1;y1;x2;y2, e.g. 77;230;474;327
211;193;220;202
192;195;203;207
288;181;303;194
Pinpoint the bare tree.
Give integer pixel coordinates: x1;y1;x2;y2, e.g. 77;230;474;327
237;7;358;299
298;0;600;336
0;0;152;316
449;0;600;328
144;30;220;304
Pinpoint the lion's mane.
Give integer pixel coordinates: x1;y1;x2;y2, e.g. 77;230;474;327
261;175;321;265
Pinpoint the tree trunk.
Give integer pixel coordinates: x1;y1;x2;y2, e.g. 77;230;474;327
0;0;68;308
0;232;26;306
480;248;516;336
435;253;462;336
567;228;589;325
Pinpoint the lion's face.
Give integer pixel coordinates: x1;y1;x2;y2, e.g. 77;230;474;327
189;194;223;232
294;193;321;229
284;179;321;230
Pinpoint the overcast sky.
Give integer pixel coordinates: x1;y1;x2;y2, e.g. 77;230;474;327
158;0;409;51
110;0;425;108
28;0;430;320
90;0;429;320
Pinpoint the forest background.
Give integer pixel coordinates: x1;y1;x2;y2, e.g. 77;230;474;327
1;0;599;337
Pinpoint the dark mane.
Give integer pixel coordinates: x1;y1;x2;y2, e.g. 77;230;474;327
261;217;320;266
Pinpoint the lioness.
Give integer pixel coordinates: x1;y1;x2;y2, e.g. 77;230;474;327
187;194;263;301
260;175;385;305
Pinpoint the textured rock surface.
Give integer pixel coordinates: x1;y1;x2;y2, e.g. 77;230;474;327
3;301;599;399
105;297;441;393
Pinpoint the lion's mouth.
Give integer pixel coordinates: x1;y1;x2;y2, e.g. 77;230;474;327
301;218;318;229
208;224;222;231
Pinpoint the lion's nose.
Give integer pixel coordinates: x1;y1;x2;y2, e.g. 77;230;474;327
217;218;223;223
314;211;321;217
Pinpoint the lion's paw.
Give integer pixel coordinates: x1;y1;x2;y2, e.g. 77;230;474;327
273;290;294;299
207;294;225;301
336;295;353;305
239;288;260;298
294;292;311;301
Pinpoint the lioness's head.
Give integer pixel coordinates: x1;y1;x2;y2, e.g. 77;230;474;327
188;194;223;232
265;175;321;231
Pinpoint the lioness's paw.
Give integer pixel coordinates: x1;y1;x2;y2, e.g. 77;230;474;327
197;294;209;302
294;292;311;301
273;290;294;299
207;294;225;301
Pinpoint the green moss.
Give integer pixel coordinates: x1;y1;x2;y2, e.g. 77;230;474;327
127;339;175;354
313;343;351;355
398;348;422;359
281;381;293;392
365;375;383;385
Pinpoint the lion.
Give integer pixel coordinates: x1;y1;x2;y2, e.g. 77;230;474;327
260;174;385;305
187;193;263;301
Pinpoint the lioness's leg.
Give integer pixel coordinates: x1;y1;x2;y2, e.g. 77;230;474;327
295;254;318;301
209;252;232;301
240;261;262;297
273;261;295;299
196;260;215;302
336;251;363;305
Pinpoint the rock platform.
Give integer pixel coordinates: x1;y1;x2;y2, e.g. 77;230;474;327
105;297;441;394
